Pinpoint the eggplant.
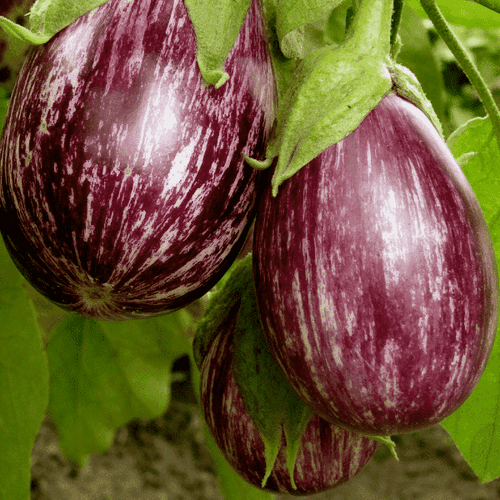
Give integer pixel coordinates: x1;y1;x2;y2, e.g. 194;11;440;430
253;93;499;436
200;307;378;496
0;0;275;319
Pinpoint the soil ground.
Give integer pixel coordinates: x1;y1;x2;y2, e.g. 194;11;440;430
30;356;500;500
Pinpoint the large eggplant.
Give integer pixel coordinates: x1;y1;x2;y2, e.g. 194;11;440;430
254;93;498;436
200;305;378;495
0;0;275;320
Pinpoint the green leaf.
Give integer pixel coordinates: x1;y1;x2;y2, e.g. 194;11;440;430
0;16;49;43
390;63;444;138
258;0;298;111
193;262;248;370
193;255;316;490
183;0;252;87
0;236;49;500
441;343;500;483
189;349;275;500
274;0;345;58
447;116;500;230
261;0;394;195
0;89;9;134
232;285;289;487
396;3;446;130
267;45;392;195
407;0;500;28
469;0;500;15
23;281;70;344
443;115;500;483
363;435;399;461
0;0;110;44
457;151;478;168
202;422;277;500
0;0;36;93
220;255;314;489
281;385;315;489
46;311;192;467
325;1;352;43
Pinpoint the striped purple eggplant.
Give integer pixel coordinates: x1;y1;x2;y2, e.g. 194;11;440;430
0;0;275;320
200;310;378;495
254;93;499;436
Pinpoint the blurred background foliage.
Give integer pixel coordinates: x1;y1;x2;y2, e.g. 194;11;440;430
301;2;500;140
419;12;500;137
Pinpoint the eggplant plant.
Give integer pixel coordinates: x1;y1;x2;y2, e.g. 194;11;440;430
1;0;500;498
0;0;275;320
253;92;499;436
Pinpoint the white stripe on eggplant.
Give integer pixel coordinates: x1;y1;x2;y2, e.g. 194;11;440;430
0;0;276;319
254;93;498;436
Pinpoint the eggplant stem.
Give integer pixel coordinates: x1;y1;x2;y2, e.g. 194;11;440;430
465;0;500;14
420;0;500;152
347;0;394;56
390;0;403;47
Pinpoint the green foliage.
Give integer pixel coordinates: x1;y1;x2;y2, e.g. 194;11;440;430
428;22;500;135
0;89;9;133
0;0;34;93
0;237;49;500
201;424;276;500
193;258;250;370
46;311;191;467
272;0;345;58
0;0;110;44
1;0;500;497
246;0;394;196
0;16;49;44
391;63;444;135
448;116;500;231
230;256;314;488
406;0;500;28
396;3;446;128
195;255;316;489
189;349;275;500
183;0;251;87
443;116;500;483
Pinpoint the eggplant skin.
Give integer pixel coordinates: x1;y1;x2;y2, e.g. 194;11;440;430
200;315;378;496
0;0;275;320
254;93;499;436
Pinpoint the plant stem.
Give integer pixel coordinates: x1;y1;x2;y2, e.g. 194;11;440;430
390;0;403;47
420;0;500;152
345;6;354;33
466;0;500;14
348;0;394;57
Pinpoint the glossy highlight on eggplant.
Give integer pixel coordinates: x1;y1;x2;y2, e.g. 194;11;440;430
254;93;499;436
0;0;275;319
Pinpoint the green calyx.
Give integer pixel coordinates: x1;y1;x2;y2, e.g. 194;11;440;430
364;434;399;460
248;0;396;196
193;254;314;490
0;17;49;44
0;0;110;45
390;63;444;139
273;0;346;59
192;258;249;371
183;0;252;88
